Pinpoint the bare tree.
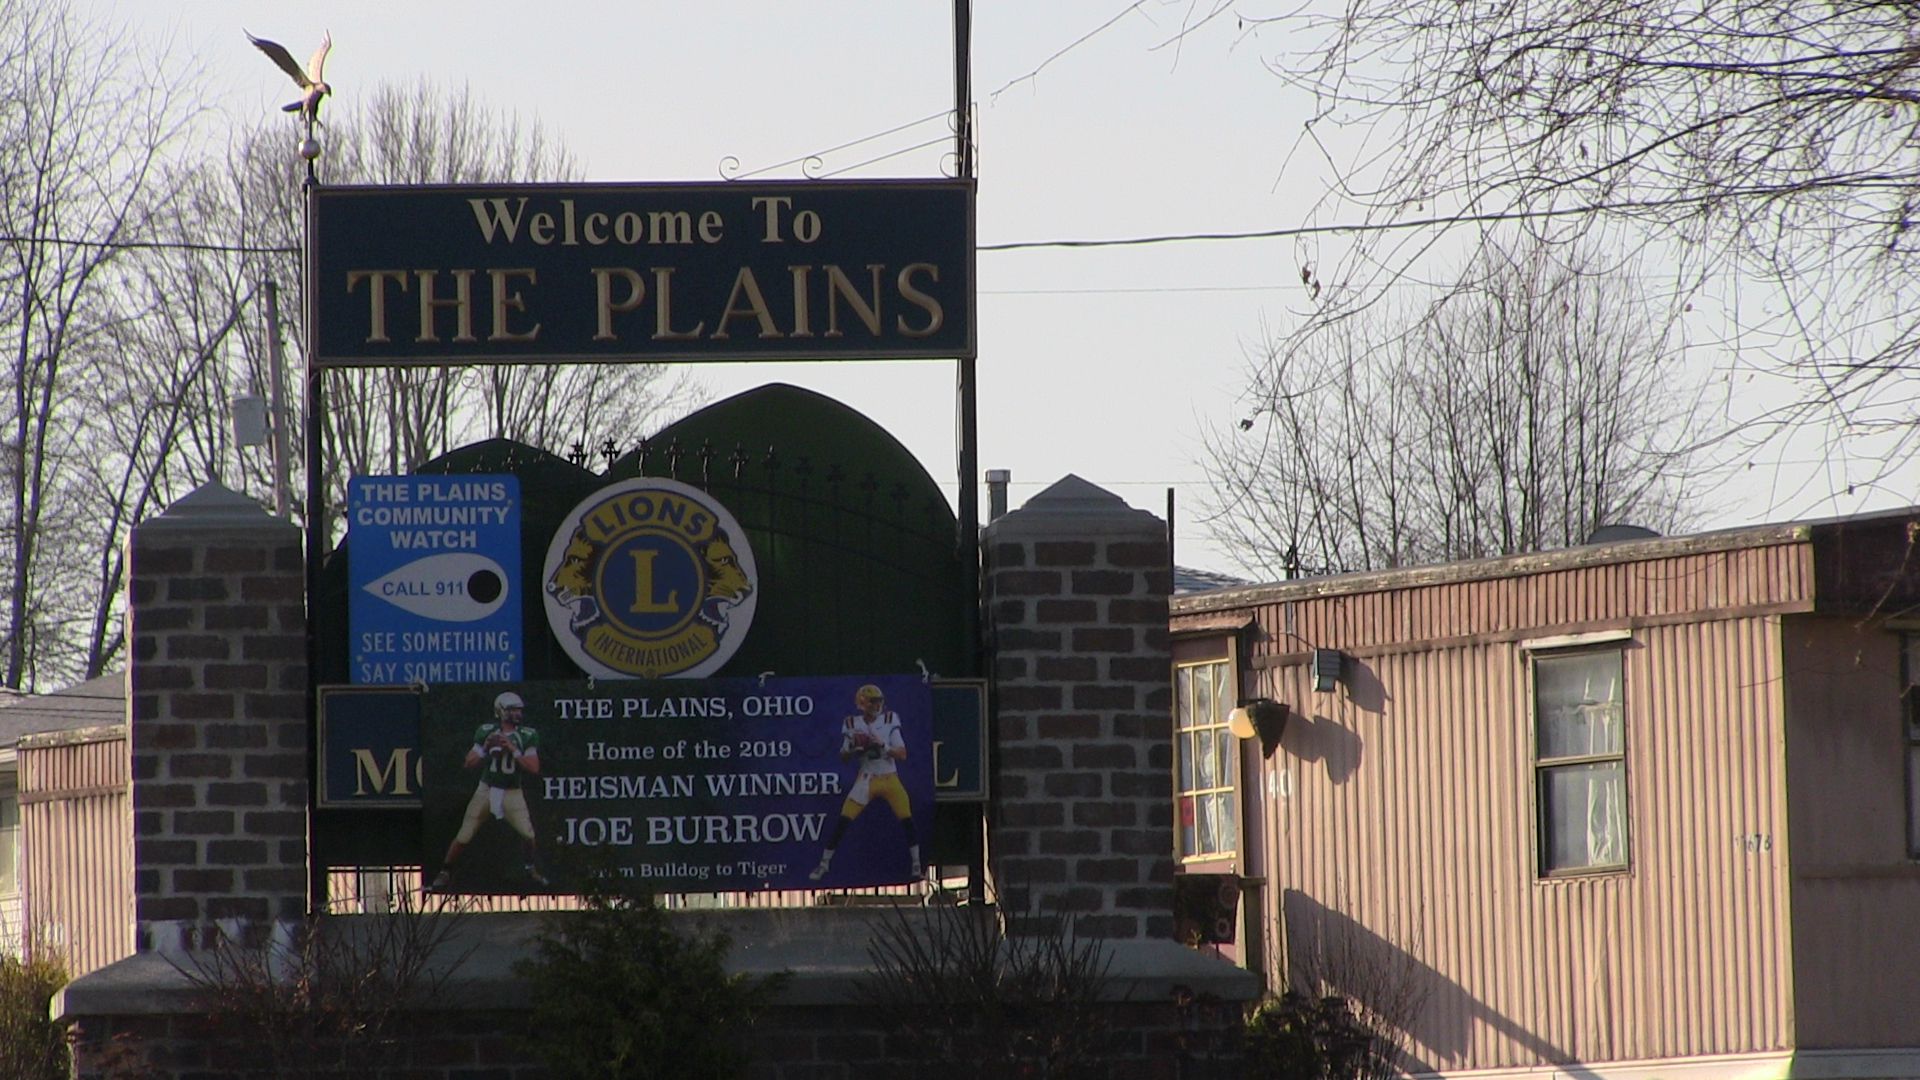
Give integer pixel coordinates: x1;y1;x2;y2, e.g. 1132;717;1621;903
0;0;201;689
0;34;697;688
1204;242;1702;578
68;170;259;678
1232;0;1920;487
226;80;698;545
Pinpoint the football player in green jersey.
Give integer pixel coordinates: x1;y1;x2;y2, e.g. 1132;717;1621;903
429;690;546;891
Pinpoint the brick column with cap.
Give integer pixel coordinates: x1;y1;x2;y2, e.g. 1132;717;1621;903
129;481;307;952
983;475;1174;939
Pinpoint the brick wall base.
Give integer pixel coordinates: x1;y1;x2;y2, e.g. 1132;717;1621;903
68;999;1248;1080
59;909;1257;1080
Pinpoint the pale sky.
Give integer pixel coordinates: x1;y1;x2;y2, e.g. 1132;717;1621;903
105;0;1918;576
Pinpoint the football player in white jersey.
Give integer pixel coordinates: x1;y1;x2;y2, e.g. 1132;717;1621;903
809;684;920;882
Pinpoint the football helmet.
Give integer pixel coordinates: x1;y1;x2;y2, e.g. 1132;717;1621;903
494;691;526;722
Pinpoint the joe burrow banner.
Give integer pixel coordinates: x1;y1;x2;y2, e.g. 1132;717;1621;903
420;675;933;894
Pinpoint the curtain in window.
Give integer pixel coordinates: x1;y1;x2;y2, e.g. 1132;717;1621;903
1537;650;1627;870
1542;761;1626;868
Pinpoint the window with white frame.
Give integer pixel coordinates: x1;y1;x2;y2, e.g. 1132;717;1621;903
1903;634;1920;859
1533;646;1629;874
1176;659;1236;860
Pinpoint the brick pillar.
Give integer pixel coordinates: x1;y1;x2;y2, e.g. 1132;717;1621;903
984;475;1173;939
129;481;307;953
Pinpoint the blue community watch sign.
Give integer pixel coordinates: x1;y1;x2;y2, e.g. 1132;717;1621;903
348;474;522;685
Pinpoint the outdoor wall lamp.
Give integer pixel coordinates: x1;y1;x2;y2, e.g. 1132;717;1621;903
1274;630;1348;695
1228;697;1290;758
1312;648;1345;693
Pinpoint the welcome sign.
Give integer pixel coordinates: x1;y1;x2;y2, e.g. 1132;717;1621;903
420;675;934;894
308;180;974;366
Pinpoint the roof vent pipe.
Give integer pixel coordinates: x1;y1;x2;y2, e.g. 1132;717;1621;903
986;468;1011;521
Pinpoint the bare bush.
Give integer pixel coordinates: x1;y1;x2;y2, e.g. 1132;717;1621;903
858;893;1115;1079
175;898;474;1079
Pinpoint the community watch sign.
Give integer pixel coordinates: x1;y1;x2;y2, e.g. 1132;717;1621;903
419;675;934;894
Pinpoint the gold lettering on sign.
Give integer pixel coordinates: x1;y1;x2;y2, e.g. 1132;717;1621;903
896;263;944;337
592;268;647;341
488;268;540;342
468;198;529;243
752;196;791;242
825;264;884;338
626;549;679;613
352;747;417;797
710;267;781;340
415;269;477;343
652;268;705;340
932;740;960;789
786;266;815;338
650;211;694;245
345;269;410;343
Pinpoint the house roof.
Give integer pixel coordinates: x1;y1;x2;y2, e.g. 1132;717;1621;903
0;672;125;748
1174;565;1250;595
1172;505;1920;617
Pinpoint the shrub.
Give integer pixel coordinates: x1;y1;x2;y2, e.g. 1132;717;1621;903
176;894;474;1079
858;891;1113;1080
514;881;787;1080
0;950;70;1080
1245;991;1381;1080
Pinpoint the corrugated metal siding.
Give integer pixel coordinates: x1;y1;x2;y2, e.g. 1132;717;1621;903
1250;611;1793;1072
19;734;132;977
1204;542;1814;666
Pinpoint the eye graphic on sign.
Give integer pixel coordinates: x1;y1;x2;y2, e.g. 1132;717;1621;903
543;477;758;679
363;552;509;622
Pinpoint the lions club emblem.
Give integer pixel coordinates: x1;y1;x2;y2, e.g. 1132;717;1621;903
542;478;758;678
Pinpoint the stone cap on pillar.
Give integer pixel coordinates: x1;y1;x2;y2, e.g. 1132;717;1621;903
137;480;287;535
984;474;1163;541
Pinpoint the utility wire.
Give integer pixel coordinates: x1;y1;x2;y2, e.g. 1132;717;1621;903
0;233;297;255
0;189;1800;259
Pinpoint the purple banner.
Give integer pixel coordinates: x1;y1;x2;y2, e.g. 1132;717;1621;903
421;675;933;894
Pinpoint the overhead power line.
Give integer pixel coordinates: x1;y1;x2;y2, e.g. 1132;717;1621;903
0;233;297;255
0;186;1809;259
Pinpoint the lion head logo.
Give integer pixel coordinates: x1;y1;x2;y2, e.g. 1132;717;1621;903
546;530;601;632
698;533;752;637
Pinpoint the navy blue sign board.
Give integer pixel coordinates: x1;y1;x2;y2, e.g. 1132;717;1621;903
318;680;984;812
348;475;522;684
420;675;936;894
317;685;425;808
307;180;975;367
929;677;987;800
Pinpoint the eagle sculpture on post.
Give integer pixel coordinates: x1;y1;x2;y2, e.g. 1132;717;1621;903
247;30;332;128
